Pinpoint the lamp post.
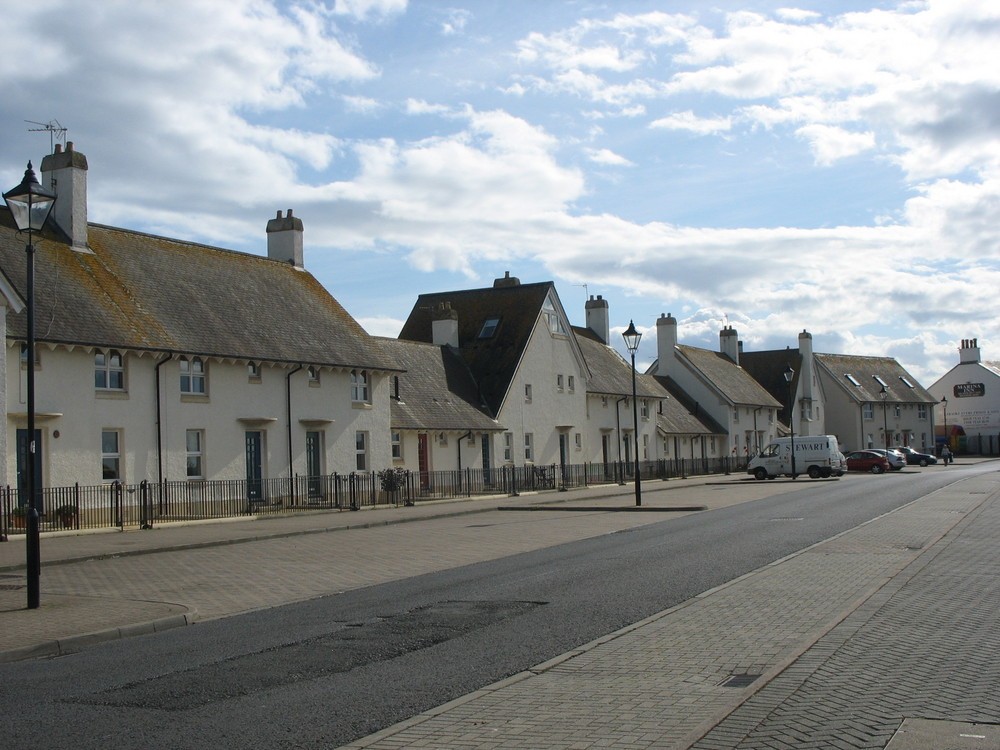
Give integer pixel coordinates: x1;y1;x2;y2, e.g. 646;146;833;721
783;365;796;480
879;384;889;449
4;162;56;610
941;396;948;455
622;320;642;507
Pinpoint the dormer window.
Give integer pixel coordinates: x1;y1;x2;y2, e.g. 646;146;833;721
478;316;500;338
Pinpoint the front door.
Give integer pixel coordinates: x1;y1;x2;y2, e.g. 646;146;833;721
417;433;430;490
245;431;264;502
306;431;323;500
16;429;43;513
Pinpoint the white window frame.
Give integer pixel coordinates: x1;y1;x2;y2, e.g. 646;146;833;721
351;370;370;403
391;430;403;460
95;349;125;391
186;429;205;479
863;403;874;420
102;429;122;482
355;431;368;471
180;356;207;395
524;432;534;462
248;361;261;382
503;432;513;462
524;383;532;403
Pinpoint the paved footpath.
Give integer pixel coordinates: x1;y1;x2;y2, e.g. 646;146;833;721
2;463;999;749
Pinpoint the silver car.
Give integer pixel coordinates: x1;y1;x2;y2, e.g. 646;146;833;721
869;448;906;471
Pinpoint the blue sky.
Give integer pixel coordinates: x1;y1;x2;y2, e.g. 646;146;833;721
2;0;998;382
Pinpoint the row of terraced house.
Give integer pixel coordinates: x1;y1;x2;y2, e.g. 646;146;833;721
2;144;942;508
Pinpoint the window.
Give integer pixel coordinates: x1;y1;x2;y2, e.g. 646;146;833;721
503;432;513;462
355;431;368;471
733;407;740;424
845;373;861;386
900;376;914;388
186;429;204;479
640;400;649;419
643;434;649;460
556;374;564;391
894;405;901;418
478;316;500;338
180;357;206;395
918;404;928;420
873;375;888;388
863;403;874;420
575;433;582;449
307;366;320;386
524;433;534;462
568;376;575;392
20;343;39;368
524;384;532;403
542;295;567;336
101;430;121;482
391;430;402;460
351;370;369;402
95;350;125;390
248;361;261;382
602;396;608;408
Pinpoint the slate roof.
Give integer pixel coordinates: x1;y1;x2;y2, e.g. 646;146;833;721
379;338;500;431
677;345;782;408
398;280;559;415
0;210;398;371
740;349;803;423
573;326;665;399
814;353;936;404
653;377;728;436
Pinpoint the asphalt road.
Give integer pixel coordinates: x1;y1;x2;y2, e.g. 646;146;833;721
0;465;986;750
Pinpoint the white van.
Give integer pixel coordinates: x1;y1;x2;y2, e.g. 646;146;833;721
747;435;846;480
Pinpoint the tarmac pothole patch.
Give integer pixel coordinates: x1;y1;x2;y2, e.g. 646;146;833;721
75;599;543;710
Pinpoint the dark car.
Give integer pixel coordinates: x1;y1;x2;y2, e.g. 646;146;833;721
845;450;891;474
893;446;938;466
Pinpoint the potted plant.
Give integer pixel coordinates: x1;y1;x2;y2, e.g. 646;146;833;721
54;504;78;529
11;505;27;528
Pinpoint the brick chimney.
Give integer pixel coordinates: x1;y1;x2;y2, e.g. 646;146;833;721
720;325;739;365
585;295;610;344
493;271;520;288
40;142;89;251
266;209;303;267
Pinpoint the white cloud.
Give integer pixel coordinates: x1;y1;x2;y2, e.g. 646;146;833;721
795;124;875;165
585;148;635;166
650;110;732;135
333;0;407;20
406;98;453;115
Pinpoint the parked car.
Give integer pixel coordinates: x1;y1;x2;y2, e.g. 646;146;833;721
893;446;938;466
869;448;906;471
845;450;891;474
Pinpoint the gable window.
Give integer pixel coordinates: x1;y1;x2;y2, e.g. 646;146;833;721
180;357;206;395
102;430;122;482
351;370;370;403
186;429;204;479
248;361;261;382
478;316;500;338
95;350;125;390
542;295;568;336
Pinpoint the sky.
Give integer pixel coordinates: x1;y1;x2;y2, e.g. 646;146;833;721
2;0;998;384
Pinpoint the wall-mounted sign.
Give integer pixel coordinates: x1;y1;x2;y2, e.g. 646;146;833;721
954;383;985;398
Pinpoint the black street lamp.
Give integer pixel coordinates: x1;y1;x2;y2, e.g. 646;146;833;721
4;162;56;610
783;365;797;480
941;396;948;455
622;320;642;507
879;384;889;449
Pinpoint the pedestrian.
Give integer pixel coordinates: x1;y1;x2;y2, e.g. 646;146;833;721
942;444;952;465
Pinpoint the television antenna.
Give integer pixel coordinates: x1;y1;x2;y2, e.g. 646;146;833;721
25;119;68;152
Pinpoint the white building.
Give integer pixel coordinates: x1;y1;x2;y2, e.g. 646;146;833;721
927;338;1000;454
3;144;400;504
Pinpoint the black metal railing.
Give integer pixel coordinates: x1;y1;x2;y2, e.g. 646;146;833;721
0;457;746;537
